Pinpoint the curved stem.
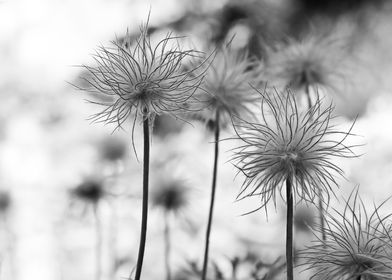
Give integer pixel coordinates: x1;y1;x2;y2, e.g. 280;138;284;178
164;212;171;280
134;117;150;280
286;178;294;280
93;205;102;280
201;110;220;280
305;84;326;242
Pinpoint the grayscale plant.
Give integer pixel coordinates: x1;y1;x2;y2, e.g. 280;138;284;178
266;33;346;101
151;176;190;280
70;178;106;280
191;45;260;280
266;33;348;242
76;18;206;280
299;189;392;280
231;88;358;280
192;46;260;130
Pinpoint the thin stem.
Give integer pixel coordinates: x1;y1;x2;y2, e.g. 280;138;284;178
109;203;118;279
305;84;312;111
134;116;150;280
286;178;294;280
305;84;326;242
93;205;102;280
164;212;171;280
318;188;326;241
2;214;17;280
201;110;220;280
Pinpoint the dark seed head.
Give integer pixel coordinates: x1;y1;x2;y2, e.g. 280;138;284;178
72;179;104;204
0;191;11;213
152;179;189;214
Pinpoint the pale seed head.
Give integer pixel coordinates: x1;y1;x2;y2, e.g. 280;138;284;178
231;88;358;211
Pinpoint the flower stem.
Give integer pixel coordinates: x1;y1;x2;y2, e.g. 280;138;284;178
164;212;171;280
109;203;118;279
286;178;294;280
93;205;102;280
305;84;326;242
134;117;150;280
318;188;326;241
201;110;220;280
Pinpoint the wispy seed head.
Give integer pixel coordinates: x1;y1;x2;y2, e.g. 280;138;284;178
266;33;346;93
191;45;260;130
77;21;206;132
231;88;358;211
299;189;392;280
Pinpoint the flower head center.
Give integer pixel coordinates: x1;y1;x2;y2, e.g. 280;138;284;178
281;151;300;163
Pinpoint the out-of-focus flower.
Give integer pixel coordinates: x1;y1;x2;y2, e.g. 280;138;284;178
266;33;346;98
294;205;316;232
151;177;190;215
231;88;357;210
98;136;128;163
151;172;192;280
77;22;205;132
70;178;106;206
299;190;392;280
0;190;11;214
191;45;260;130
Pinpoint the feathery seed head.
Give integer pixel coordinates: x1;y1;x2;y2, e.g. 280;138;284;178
299;190;392;280
266;34;345;93
78;21;206;131
191;46;260;129
231;88;357;210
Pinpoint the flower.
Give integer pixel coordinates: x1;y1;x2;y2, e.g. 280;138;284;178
98;135;127;162
266;33;346;95
71;178;106;205
191;45;260;130
151;176;189;215
231;88;357;210
299;190;392;280
77;22;205;131
0;190;11;214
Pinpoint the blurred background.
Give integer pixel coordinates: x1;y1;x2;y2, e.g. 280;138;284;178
1;0;392;279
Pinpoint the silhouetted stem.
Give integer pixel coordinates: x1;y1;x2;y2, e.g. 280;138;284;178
286;178;294;280
135;117;150;280
305;84;326;242
164;212;171;280
201;110;220;280
93;205;102;280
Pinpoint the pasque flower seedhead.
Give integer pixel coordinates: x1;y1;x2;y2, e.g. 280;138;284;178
78;22;206;132
300;190;392;280
191;45;260;129
231;88;357;211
